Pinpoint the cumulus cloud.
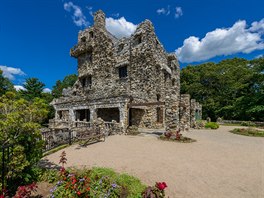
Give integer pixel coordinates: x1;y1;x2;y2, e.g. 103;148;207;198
175;7;183;18
106;17;137;38
14;85;26;91
64;1;89;27
0;65;25;80
43;88;52;93
176;19;264;63
157;6;170;16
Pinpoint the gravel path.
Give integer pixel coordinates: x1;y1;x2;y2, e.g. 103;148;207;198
43;126;264;198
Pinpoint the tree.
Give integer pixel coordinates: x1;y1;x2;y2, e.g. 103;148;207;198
0;92;49;192
52;74;77;98
20;78;45;101
181;57;264;121
0;69;14;96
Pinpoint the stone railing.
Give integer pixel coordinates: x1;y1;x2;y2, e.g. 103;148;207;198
49;119;69;129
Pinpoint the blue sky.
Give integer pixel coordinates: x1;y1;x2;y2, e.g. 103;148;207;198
0;0;264;91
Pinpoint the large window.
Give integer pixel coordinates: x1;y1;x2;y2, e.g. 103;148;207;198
81;76;92;89
119;66;128;78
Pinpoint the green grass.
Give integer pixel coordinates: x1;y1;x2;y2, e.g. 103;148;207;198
230;128;264;137
89;167;146;198
43;144;70;157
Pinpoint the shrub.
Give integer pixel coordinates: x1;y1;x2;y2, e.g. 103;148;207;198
142;182;168;198
205;122;219;129
241;121;256;127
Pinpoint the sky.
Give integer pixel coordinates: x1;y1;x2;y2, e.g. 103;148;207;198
0;0;264;91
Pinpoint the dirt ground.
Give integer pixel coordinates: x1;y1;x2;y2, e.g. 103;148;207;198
43;126;264;198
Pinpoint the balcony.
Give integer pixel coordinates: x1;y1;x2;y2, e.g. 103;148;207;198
70;42;93;58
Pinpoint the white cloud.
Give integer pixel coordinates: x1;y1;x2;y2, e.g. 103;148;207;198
157;5;170;16
175;7;183;18
14;85;26;91
64;2;89;27
176;19;264;63
43;88;52;93
86;6;93;17
0;65;25;80
106;17;137;38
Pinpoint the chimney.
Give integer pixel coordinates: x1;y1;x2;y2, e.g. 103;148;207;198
94;10;106;29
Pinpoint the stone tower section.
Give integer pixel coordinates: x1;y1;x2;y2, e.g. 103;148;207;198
94;10;106;29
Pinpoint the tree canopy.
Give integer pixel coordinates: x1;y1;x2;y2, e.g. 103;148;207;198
180;57;264;121
0;69;14;96
20;78;45;101
52;74;77;98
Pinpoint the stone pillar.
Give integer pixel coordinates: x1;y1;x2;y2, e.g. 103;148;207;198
190;99;196;128
179;94;191;131
90;106;97;122
119;103;127;133
164;94;179;132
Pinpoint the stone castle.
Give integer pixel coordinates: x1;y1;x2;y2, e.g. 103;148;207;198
50;10;202;132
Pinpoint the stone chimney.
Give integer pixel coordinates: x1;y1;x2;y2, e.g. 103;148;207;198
94;10;106;29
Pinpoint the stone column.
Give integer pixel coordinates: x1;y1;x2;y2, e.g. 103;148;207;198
119;103;127;133
179;94;191;131
190;99;196;128
90;106;97;123
164;94;179;132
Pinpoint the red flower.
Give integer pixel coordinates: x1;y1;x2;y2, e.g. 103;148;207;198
77;191;81;196
60;167;65;173
72;178;77;184
156;182;168;190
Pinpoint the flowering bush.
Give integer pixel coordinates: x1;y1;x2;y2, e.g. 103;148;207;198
142;182;168;198
49;151;123;197
160;130;196;143
14;183;38;198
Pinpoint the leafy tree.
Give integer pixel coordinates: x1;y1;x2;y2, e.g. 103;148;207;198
0;69;14;96
20;78;45;101
181;57;264;121
0;92;49;191
52;74;77;98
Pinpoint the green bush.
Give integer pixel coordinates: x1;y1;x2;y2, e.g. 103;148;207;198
241;121;256;127
205;122;219;129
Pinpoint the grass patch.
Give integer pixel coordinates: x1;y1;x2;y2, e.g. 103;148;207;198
230;128;264;137
43;144;70;157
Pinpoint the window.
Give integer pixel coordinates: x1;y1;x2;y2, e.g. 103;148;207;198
81;36;86;42
134;35;142;45
157;94;161;101
89;31;94;38
81;76;92;89
172;79;175;86
87;53;92;63
119;66;128;78
118;44;124;53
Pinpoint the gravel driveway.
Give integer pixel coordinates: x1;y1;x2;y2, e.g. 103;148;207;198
43;126;264;198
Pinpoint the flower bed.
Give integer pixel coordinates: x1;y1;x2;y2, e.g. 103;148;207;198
230;128;264;137
159;131;196;143
38;151;169;198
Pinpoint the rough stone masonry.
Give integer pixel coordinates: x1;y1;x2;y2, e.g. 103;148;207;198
49;10;202;132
